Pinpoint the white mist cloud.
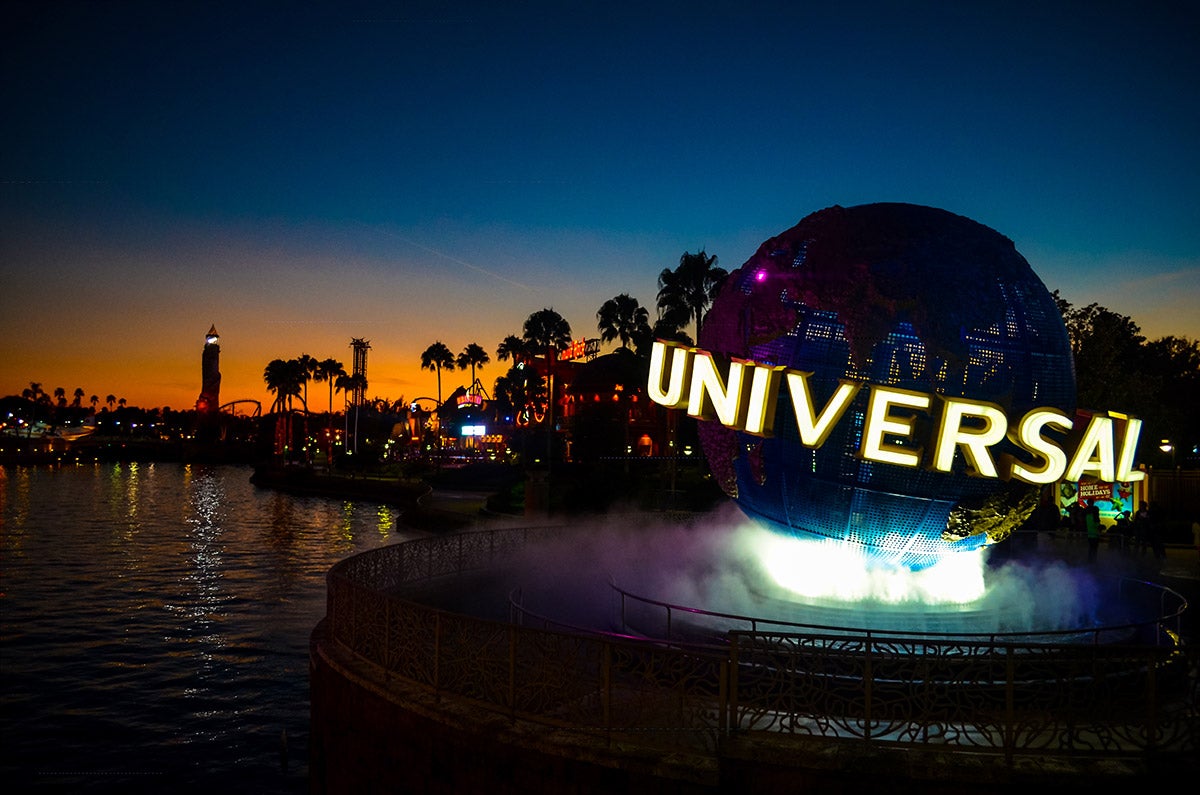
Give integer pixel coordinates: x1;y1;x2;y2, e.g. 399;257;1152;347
507;503;1107;637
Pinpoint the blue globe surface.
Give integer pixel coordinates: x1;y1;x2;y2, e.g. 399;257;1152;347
697;203;1076;570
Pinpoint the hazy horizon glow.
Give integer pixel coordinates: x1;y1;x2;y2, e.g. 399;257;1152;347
3;0;1197;410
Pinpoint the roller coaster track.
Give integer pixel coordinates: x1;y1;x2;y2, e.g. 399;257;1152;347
219;399;262;417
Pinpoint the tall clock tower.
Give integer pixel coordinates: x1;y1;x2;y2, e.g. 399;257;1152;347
196;324;222;413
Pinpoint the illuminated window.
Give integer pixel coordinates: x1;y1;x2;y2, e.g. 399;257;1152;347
791;240;810;268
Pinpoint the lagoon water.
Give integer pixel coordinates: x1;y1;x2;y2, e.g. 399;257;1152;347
1;462;421;793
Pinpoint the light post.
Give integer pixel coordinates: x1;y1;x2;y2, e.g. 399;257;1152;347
1158;439;1180;519
1158;439;1176;468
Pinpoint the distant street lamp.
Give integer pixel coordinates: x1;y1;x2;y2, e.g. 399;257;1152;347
1159;439;1177;467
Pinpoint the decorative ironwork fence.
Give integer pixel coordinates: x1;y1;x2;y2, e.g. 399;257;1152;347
324;526;1198;763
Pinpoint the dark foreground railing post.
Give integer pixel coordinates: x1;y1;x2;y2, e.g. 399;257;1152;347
384;596;393;678
863;636;873;743
347;581;360;650
1145;652;1159;753
718;660;729;735
727;635;740;735
602;640;612;747
1004;645;1015;766
433;611;442;696
508;623;517;721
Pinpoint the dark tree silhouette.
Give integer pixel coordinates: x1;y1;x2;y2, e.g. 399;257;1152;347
456;342;491;390
656;250;727;341
496;334;529;365
420;341;456;408
596;293;651;351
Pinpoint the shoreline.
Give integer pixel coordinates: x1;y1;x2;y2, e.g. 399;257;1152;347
248;463;431;507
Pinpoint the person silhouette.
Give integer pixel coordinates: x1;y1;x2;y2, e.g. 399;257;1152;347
1145;502;1166;560
1192;516;1200;564
1085;501;1102;562
1134;503;1150;556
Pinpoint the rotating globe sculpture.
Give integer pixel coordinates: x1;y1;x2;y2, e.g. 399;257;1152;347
696;203;1076;571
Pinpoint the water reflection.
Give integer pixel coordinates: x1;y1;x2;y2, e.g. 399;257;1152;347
182;465;227;668
269;492;298;547
0;463;424;793
104;460;148;541
0;466;30;551
377;504;395;536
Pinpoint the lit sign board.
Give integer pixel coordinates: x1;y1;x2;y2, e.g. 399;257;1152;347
457;393;483;408
647;340;1144;486
1059;479;1138;521
559;338;600;362
462;425;486;437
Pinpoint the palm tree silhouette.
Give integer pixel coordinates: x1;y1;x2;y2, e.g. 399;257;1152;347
523;308;572;360
333;372;368;455
496;334;528;366
523;308;572;462
297;353;317;414
310;358;346;461
264;358;307;461
656;250;727;342
333;372;352;408
22;382;45;437
493;363;546;454
420;342;455;409
420;342;455;456
72;388;85;408
312;358;346;415
596;293;651;351
263;359;305;414
456;343;490;393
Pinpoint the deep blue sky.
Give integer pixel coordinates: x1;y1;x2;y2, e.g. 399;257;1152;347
3;0;1197;409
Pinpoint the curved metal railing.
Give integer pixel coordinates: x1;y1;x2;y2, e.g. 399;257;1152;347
605;576;1188;648
322;525;1199;764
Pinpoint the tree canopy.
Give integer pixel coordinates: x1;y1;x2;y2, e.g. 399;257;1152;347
1053;291;1199;468
420;341;456;405
456;342;490;390
263;358;306;413
656;250;727;341
522;308;572;358
596;293;651;352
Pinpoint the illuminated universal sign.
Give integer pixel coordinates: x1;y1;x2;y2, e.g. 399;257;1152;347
647;340;1143;486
